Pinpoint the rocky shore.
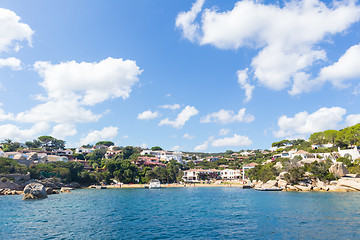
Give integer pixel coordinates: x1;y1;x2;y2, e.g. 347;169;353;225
0;177;81;197
253;162;360;192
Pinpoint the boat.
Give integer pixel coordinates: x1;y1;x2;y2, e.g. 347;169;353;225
254;187;282;191
145;179;161;189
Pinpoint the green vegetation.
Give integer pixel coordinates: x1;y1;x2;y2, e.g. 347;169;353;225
95;141;115;147
151;146;163;151
0;157;28;174
247;163;278;182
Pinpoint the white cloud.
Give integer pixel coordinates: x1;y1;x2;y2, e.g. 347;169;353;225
318;43;360;89
0;122;49;142
0;57;21;70
0;8;33;53
15;100;100;123
274;107;347;138
137;110;159;120
212;134;252;147
175;0;205;42
159;104;180;110
0;108;14;121
51;124;77;139
7;57;142;140
123;135;129;139
345;114;360;127
194;141;208;151
170;145;181;151
34;57;142;106
80;126;118;145
237;68;254;102
201;108;254;124
183;133;195;140
176;0;360;95
219;128;230;136
159;105;199;128
140;143;148;148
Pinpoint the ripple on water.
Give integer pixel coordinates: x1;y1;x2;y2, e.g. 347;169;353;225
1;188;360;239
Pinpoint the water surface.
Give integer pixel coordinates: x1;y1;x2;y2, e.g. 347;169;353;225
1;187;360;239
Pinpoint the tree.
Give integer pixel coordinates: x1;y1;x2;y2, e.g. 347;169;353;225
309;132;325;145
323;130;338;144
95;141;115;147
122;146;135;160
38;136;65;150
151;146;163;151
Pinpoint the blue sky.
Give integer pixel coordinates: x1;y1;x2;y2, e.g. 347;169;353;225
0;0;360;152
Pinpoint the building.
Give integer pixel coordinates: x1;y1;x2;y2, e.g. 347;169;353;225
75;147;94;154
220;169;241;180
338;146;360;160
134;156;166;167
140;150;183;163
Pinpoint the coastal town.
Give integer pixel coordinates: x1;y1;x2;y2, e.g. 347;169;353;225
0;123;360;197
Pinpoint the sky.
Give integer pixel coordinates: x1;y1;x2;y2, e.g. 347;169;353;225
0;0;360;152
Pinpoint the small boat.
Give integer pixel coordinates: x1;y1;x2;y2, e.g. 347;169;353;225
254;187;282;191
145;179;161;189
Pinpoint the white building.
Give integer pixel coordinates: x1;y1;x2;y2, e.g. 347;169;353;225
338;147;360;160
221;169;241;180
75;147;94;154
140;150;183;163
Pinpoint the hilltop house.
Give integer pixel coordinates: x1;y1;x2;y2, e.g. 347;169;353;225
140;150;183;163
338;147;360;160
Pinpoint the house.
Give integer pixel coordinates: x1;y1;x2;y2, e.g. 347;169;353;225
338;147;360;160
140;150;183;163
206;157;219;162
182;169;213;182
290;150;314;160
93;145;108;150
133;157;166;167
243;162;258;169
75;147;94;154
221;169;241;180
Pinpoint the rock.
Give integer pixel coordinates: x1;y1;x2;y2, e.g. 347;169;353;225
45;187;59;195
274;162;283;170
329;180;338;186
328;185;351;192
60;187;72;193
23;182;47;200
286;185;298;191
315;179;329;191
278;172;289;180
337;178;360;191
0;181;23;191
66;182;81;189
294;185;312;191
254;181;263;188
261;180;278;189
329;162;349;178
278;180;288;188
299;158;320;166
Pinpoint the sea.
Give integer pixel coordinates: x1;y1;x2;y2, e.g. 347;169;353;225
1;187;360;239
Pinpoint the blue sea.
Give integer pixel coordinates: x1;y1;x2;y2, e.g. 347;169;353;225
1;187;360;239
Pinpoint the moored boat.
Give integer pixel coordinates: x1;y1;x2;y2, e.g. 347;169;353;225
145;179;161;189
254;187;282;191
